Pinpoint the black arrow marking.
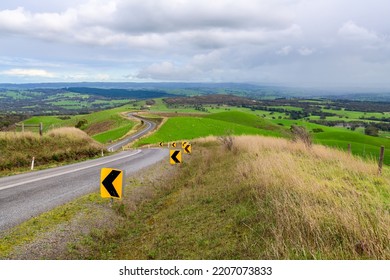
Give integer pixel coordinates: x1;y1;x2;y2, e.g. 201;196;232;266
172;142;176;148
102;170;121;197
171;150;181;163
159;142;163;147
185;144;191;153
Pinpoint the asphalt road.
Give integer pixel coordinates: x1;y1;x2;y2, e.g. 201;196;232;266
0;116;163;232
106;115;156;152
0;148;168;231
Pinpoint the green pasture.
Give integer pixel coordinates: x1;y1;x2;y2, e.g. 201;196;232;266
268;105;303;111
320;109;389;120
21;105;137;143
92;123;134;143
135;111;287;146
268;118;390;165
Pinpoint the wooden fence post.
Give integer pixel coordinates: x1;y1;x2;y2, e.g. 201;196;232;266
348;143;351;154
39;122;43;136
378;146;385;175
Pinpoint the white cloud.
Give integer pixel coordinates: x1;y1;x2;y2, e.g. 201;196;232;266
1;68;56;77
298;47;315;56
338;21;380;42
276;45;292;55
96;73;110;80
0;0;299;49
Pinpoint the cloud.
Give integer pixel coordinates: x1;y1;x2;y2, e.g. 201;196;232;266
338;21;380;42
0;0;299;49
1;68;56;77
276;46;292;55
1;0;390;87
298;47;315;56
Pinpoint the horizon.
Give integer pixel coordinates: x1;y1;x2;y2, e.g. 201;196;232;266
1;81;390;95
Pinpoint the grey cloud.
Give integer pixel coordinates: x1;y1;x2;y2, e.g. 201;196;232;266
1;0;390;87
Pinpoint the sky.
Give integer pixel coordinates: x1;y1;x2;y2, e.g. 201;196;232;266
0;0;390;88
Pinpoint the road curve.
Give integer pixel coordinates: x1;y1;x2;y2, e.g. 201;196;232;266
106;114;156;152
0;148;168;232
0;113;160;232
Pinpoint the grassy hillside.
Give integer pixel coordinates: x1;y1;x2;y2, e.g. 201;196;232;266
111;137;388;259
268;118;390;165
0;128;103;174
22;105;137;144
135;110;389;165
1;135;388;259
135;111;288;146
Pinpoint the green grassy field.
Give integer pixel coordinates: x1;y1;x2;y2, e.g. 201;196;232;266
22;105;137;144
19;98;390;165
135;108;389;165
135;111;287;146
267;118;390;165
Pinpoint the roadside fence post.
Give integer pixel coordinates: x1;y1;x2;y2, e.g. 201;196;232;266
39;122;43;136
378;146;385;175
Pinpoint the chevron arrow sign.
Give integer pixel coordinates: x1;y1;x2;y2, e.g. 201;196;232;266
183;144;192;154
100;168;123;199
170;150;182;164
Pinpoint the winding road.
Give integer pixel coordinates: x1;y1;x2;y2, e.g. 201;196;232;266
0;115;164;232
106;114;156;152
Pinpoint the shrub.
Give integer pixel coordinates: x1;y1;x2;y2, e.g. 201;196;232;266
290;125;312;147
217;130;235;151
312;128;324;133
364;125;379;137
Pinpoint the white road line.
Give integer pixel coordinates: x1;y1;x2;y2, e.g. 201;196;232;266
0;150;142;191
106;119;153;151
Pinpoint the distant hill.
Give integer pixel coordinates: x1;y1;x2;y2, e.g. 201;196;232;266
65;87;177;99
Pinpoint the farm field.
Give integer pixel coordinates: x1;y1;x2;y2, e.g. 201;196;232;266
7;92;390;165
137;98;390;165
135;111;287;146
21;105;137;144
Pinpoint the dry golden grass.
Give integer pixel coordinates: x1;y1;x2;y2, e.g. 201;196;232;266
46;127;97;141
6;134;386;260
0;128;103;174
233;136;389;259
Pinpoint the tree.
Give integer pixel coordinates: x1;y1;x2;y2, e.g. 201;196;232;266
364;125;379;137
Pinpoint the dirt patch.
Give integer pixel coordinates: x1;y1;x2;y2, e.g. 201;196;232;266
85;121;114;136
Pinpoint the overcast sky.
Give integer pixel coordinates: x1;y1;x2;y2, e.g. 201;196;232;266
0;0;389;88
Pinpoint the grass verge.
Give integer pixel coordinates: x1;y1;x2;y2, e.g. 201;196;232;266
0;128;103;175
2;135;388;259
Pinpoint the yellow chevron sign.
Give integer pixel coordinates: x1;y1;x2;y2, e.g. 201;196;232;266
183;143;192;154
100;168;123;199
170;150;182;164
